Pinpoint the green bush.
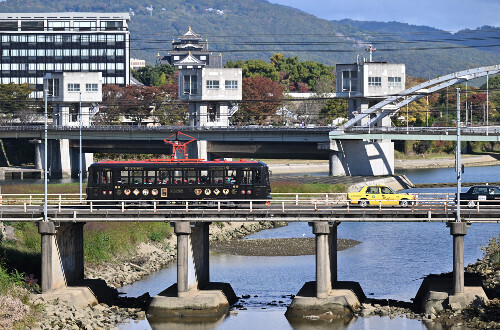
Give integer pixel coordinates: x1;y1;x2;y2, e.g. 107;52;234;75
481;234;500;266
84;222;173;264
149;231;162;242
271;181;346;194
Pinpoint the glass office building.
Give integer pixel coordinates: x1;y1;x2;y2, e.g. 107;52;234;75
0;13;130;98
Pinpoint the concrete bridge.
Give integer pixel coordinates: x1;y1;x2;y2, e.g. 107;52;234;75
1;124;500;179
1;193;496;320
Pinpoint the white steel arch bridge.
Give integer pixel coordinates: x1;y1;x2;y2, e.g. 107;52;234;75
339;64;500;131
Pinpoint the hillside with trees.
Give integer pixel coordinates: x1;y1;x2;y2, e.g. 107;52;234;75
340;20;500;57
0;0;498;79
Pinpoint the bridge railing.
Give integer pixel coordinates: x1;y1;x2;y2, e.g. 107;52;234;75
0;192;496;215
345;126;500;135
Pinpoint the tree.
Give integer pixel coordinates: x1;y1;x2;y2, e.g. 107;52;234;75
319;99;348;125
119;86;161;125
132;64;177;86
226;59;280;81
0;83;35;116
155;72;189;125
481;75;500;122
94;85;123;125
233;76;284;125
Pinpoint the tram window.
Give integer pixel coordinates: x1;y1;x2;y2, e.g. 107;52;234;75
225;169;236;184
212;170;223;184
92;171;99;185
187;170;196;184
241;170;252;184
101;170;111;184
199;170;208;184
158;170;169;184
255;170;261;183
173;171;182;184
120;171;129;184
131;171;142;185
145;171;155;184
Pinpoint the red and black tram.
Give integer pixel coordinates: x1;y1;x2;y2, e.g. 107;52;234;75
86;159;272;202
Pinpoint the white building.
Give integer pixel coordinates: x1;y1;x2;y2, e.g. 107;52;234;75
0;12;130;98
336;61;406;127
45;71;103;127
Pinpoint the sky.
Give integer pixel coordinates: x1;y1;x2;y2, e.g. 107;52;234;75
269;0;500;31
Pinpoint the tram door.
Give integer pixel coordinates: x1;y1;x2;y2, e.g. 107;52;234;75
99;169;114;200
239;169;253;199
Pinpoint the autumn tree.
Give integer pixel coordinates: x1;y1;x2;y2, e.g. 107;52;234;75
155;72;189;125
233;76;284;125
96;85;162;125
94;85;124;125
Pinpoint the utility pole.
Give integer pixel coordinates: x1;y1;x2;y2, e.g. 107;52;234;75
365;45;376;62
456;88;461;222
79;92;83;202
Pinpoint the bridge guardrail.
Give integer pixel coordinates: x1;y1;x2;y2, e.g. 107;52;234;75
0;192;497;216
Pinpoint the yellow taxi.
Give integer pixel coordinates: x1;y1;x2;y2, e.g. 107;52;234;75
347;185;415;208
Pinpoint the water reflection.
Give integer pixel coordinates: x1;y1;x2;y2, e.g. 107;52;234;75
148;313;227;330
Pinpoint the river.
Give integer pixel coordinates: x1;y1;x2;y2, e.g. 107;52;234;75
116;165;500;329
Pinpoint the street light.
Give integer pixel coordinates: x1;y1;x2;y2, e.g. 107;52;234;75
79;91;82;201
43;73;51;222
456;88;461;222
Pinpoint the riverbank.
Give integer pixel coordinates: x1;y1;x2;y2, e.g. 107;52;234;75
266;153;500;175
211;237;361;256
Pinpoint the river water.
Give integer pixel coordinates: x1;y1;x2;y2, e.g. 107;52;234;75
116;166;498;329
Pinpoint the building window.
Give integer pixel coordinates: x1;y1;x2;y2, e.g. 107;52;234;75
388;77;402;87
86;83;98;92
206;80;219;89
74;21;96;31
68;83;80;92
100;21;123;31
48;21;70;31
21;21;44;31
368;77;382;87
47;79;60;97
183;75;197;95
225;80;238;89
342;71;358;91
0;21;18;31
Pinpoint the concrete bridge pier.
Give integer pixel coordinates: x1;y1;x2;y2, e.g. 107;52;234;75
148;221;237;321
414;222;489;314
33;139;93;179
286;221;365;319
323;139;394;176
37;221;118;307
39;221;85;292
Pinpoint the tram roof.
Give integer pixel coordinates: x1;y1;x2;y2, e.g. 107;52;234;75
92;159;262;166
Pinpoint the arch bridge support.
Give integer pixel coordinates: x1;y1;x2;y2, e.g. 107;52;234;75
320;139;394;176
